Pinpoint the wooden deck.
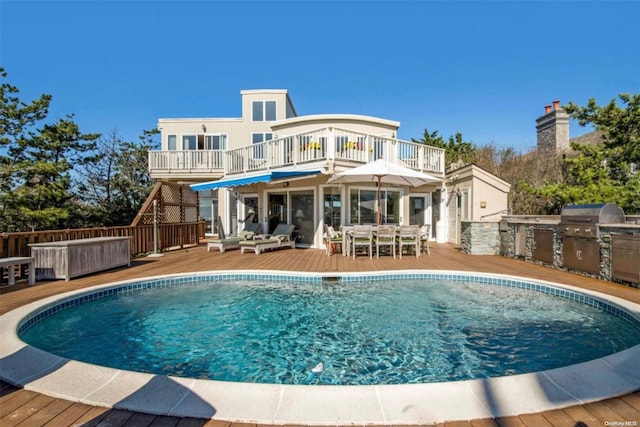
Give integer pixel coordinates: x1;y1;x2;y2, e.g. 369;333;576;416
1;243;639;426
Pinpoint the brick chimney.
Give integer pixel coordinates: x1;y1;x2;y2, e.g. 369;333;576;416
536;100;569;154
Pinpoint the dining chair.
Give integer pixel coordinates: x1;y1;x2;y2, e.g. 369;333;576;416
398;225;420;259
324;224;343;256
420;224;431;255
351;224;373;259
376;224;396;258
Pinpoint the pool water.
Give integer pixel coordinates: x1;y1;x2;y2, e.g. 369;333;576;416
21;278;640;385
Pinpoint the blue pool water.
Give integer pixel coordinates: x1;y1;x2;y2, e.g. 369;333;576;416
20;275;640;385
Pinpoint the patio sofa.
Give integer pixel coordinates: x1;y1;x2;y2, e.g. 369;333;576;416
206;222;261;253
239;224;296;255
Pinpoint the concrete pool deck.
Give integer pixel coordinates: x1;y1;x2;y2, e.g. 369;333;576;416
1;244;639;425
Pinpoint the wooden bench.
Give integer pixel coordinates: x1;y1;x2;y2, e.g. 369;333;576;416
0;257;35;286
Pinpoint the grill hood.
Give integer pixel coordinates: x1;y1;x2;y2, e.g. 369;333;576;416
560;203;626;225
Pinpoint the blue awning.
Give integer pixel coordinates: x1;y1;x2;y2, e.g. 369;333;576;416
191;170;321;191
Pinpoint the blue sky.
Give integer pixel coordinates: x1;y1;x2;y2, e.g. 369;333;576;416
2;1;639;152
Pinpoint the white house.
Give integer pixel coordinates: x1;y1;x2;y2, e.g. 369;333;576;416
149;89;508;249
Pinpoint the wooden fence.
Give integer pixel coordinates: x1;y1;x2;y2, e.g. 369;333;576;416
0;222;205;258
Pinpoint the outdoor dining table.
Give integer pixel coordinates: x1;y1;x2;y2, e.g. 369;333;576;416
340;225;425;257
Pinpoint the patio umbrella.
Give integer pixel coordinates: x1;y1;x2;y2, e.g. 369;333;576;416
327;159;441;224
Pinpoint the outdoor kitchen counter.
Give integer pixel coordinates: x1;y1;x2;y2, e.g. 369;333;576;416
29;237;131;281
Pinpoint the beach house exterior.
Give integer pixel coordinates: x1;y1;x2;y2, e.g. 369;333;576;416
149;89;505;248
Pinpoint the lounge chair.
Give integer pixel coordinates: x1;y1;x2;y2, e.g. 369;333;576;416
206;222;261;253
239;224;296;255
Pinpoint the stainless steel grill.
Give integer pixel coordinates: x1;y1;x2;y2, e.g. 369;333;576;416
560;203;626;274
560;203;626;238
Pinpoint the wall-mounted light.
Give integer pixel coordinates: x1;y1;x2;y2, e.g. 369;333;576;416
283;182;289;187
201;124;206;132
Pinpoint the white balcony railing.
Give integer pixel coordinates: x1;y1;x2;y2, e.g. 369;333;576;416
148;150;225;171
149;127;445;177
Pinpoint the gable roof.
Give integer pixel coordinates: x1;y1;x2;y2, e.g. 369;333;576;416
570;129;605;147
446;163;511;193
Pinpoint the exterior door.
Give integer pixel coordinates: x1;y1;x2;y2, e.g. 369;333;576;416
238;195;259;233
290;190;314;247
323;187;342;228
267;193;288;234
409;194;433;238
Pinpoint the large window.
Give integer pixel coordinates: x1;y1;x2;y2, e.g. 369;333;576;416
252;100;276;121
350;188;401;224
179;134;227;151
183;135;197;150
205;134;227;150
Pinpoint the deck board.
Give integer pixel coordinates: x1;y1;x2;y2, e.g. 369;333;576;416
1;243;639;427
538;409;579;427
44;401;100;427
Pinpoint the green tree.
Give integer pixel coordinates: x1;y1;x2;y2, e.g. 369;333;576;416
0;68;52;231
76;128;157;226
412;129;475;169
533;94;640;214
412;126;568;215
0;68;99;231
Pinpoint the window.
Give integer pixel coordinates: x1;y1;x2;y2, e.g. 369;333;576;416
205;134;227;150
252;133;272;143
252;100;277;121
265;101;276;121
168;135;177;151
286;98;296;119
183;135;196;150
382;190;401;224
349;188;400;224
180;134;227;151
252;101;263;121
252;133;272;159
323;187;342;227
462;189;471;221
336;135;349;151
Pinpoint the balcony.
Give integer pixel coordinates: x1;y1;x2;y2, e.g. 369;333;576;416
149;127;445;179
148;150;226;180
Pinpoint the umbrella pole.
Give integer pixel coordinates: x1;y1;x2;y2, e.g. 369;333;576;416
377;177;381;225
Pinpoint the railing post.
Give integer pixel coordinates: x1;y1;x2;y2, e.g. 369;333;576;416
148;200;164;257
153;200;158;254
327;127;335;160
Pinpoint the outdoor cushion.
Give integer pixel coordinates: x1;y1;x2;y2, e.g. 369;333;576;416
239;224;296;254
206;229;256;252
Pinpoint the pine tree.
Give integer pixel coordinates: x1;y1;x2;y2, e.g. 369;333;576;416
0;68;99;231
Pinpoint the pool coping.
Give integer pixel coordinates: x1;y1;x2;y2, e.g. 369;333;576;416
1;269;639;425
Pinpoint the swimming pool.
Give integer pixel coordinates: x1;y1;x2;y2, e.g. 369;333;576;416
18;272;640;385
2;270;640;424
